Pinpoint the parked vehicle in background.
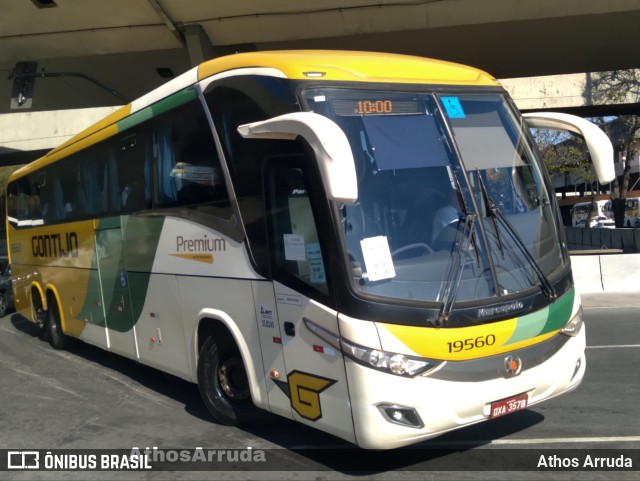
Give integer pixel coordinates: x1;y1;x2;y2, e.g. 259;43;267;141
0;257;14;317
593;219;616;228
624;197;640;227
603;199;613;220
570;200;611;227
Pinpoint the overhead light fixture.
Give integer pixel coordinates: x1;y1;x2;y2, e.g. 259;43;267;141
31;0;58;8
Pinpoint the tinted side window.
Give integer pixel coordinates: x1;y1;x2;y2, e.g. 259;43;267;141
8;95;233;228
204;76;297;273
151;99;231;218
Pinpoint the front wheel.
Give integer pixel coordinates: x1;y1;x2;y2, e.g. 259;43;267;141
197;335;260;426
33;293;50;342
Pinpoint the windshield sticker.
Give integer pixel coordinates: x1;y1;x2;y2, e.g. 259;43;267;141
360;236;396;282
441;96;466;119
284;234;306;261
306;243;326;284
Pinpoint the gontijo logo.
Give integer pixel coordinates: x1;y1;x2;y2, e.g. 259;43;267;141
32;232;79;258
169;234;226;264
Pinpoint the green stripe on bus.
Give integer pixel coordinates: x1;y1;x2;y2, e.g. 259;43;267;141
77;215;166;333
124;216;165;325
116;89;197;132
117;107;154;132
541;288;575;334
504;288;574;345
150;89;197;117
505;305;549;345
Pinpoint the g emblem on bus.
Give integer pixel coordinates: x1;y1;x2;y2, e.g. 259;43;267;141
273;371;337;421
504;354;522;377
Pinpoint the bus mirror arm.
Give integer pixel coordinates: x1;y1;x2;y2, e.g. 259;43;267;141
237;112;358;203
523;112;615;184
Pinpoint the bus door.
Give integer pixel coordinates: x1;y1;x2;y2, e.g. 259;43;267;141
262;160;356;445
94;216;137;358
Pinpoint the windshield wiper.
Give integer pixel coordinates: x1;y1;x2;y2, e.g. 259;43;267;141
436;211;477;327
475;171;557;301
435;173;480;326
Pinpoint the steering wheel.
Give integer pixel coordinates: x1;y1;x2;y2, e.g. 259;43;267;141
391;243;434;258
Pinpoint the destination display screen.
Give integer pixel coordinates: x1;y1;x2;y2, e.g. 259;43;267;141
331;98;421;116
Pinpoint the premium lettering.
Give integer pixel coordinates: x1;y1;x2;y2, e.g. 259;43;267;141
31;232;79;258
176;235;225;253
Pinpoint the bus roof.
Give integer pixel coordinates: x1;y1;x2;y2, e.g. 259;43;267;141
10;50;498;180
198;50;498;86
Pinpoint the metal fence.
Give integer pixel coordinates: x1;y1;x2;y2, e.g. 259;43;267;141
565;227;640;253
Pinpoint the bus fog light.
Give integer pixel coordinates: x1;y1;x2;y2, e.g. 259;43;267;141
377;404;424;429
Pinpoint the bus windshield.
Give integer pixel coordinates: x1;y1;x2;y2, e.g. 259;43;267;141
303;88;565;304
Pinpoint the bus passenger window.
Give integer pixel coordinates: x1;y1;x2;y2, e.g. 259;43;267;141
172;142;221;205
112;133;151;213
152;99;231;217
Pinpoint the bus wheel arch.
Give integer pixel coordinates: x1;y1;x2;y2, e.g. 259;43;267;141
196;317;261;426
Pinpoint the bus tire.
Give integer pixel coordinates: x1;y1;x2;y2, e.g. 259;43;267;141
33;293;50;342
197;335;260;426
0;291;7;318
47;297;73;350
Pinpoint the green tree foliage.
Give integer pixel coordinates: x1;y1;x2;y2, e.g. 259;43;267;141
535;128;594;190
586;69;640;227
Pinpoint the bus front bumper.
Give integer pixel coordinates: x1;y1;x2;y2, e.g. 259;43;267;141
346;328;586;450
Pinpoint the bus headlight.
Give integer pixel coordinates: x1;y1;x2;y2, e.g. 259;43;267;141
340;338;442;377
303;318;442;377
560;307;584;337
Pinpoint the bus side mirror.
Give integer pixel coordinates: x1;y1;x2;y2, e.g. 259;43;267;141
523;112;615;184
237;112;358;203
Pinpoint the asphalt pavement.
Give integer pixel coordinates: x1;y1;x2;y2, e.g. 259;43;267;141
0;292;638;481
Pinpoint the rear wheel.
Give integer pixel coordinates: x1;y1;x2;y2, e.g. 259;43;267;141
0;291;7;318
197;335;260;426
47;298;73;350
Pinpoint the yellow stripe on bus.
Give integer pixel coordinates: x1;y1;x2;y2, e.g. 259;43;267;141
10;106;131;178
378;319;558;361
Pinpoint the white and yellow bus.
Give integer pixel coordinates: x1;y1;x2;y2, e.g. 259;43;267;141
5;51;614;449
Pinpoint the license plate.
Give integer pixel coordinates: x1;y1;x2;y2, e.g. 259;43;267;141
489;393;528;419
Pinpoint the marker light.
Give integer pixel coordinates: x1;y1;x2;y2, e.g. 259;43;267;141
560;308;584;337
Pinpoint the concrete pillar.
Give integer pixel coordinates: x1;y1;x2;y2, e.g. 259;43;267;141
184;25;216;67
